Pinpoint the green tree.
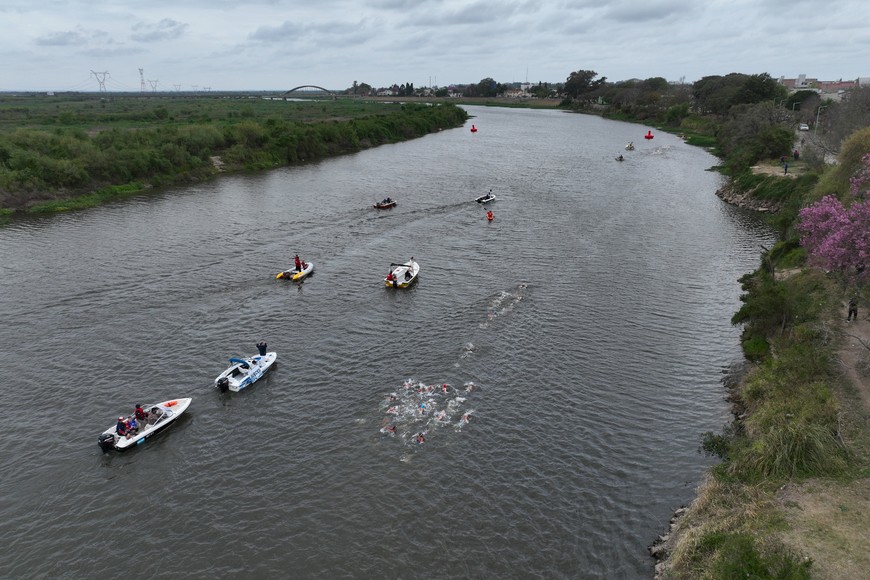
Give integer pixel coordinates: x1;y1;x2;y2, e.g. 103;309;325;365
564;69;606;100
692;73;748;114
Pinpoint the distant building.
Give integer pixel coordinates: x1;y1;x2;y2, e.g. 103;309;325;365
778;74;863;97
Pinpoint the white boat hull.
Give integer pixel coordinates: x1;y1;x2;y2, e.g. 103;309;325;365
277;262;314;280
214;352;277;392
385;260;420;288
99;398;192;452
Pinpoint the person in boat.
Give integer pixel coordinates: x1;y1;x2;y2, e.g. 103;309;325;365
134;404;147;421
486;210;494;221
116;416;130;438
147;407;163;425
294;254;302;272
128;415;140;433
386;270;395;283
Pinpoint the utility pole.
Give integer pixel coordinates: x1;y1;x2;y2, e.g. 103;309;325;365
148;80;159;92
815;105;828;132
139;68;146;92
91;70;110;92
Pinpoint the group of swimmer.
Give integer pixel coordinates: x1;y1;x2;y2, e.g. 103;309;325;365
114;404;164;439
380;379;475;446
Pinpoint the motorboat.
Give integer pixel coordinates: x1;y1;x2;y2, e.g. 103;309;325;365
384;259;420;288
615;155;625;162
374;198;397;209
277;261;314;281
475;192;496;204
214;350;277;392
97;398;192;452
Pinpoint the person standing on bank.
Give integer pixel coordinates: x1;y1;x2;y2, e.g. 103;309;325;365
847;297;858;322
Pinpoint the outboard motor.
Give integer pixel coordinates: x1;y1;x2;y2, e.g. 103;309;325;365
98;433;116;452
216;376;230;393
257;341;267;356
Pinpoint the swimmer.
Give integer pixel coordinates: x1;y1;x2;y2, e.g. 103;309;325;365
415;432;426;444
441;384;449;394
381;425;397;435
419;403;426;414
460;413;473;424
388;394;398;402
434;410;447;422
386;406;398;415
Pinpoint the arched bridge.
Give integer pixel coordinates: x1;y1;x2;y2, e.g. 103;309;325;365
283;85;337;98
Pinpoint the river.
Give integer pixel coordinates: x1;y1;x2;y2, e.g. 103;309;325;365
0;106;775;578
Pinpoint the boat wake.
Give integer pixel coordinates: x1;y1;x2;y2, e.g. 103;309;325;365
379;379;477;455
480;283;528;329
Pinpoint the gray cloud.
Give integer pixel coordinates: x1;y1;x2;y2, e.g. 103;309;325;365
3;0;868;92
131;19;188;42
35;27;109;47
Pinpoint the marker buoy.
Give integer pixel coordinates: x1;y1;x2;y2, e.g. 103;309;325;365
470;124;478;133
644;130;654;140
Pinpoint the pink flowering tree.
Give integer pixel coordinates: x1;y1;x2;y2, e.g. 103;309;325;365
798;154;870;282
798;195;870;282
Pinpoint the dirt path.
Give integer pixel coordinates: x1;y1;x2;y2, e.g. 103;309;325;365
838;299;870;412
774;300;870;578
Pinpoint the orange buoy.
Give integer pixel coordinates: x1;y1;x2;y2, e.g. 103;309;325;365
644;130;654;140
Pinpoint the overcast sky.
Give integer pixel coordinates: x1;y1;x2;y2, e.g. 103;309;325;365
2;0;867;92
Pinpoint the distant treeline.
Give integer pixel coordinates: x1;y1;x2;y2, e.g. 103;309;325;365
0;96;468;212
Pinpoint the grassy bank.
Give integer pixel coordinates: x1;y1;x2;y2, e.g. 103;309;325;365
657;138;870;577
0;94;468;213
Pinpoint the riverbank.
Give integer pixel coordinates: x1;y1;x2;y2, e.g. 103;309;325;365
652;159;870;577
0;96;468;214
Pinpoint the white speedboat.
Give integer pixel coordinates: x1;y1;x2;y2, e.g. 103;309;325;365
214;351;277;392
276;261;314;281
475;192;496;203
385;259;420;288
97;398;192;452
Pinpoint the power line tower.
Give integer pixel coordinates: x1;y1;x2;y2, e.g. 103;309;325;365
91;70;110;92
148;80;159;92
173;84;182;92
139;68;146;92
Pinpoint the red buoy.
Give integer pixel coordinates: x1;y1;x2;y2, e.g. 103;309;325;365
470;124;478;133
644;130;654;140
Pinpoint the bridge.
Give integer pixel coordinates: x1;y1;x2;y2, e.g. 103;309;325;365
282;85;337;99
